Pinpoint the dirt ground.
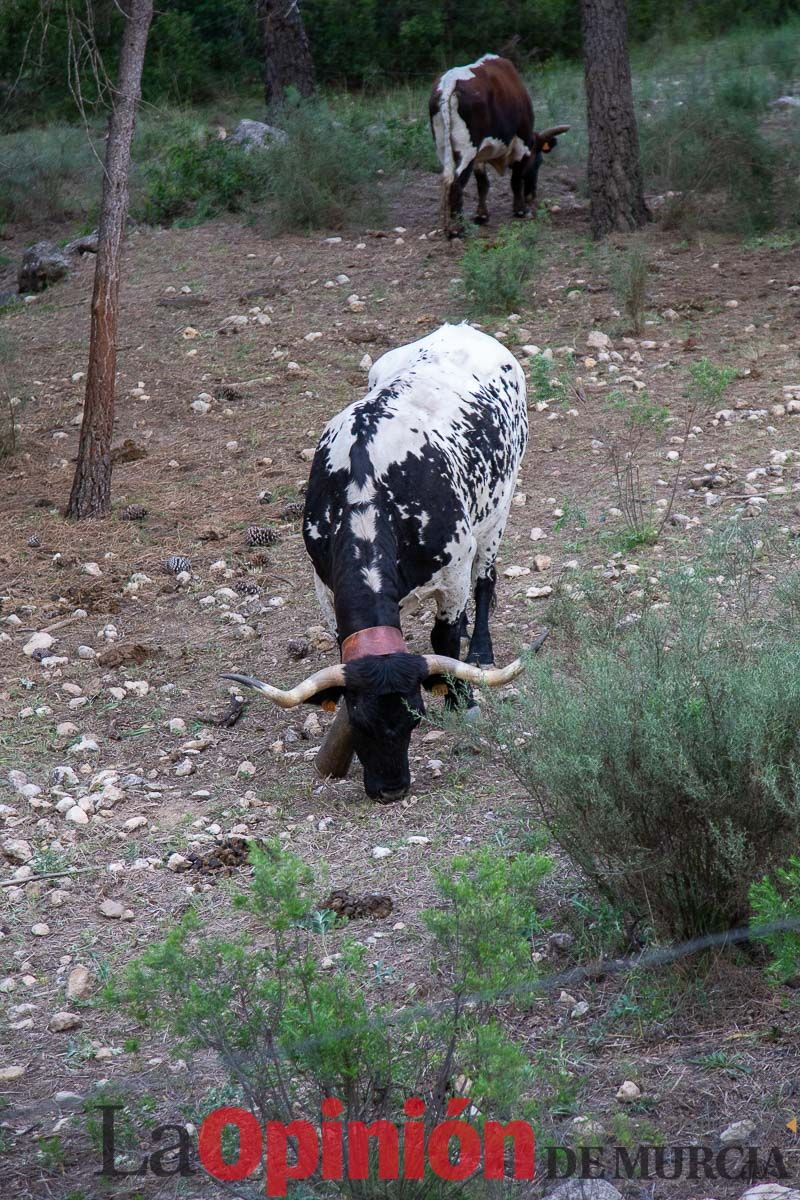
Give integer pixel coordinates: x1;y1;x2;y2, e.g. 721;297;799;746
1;166;800;1200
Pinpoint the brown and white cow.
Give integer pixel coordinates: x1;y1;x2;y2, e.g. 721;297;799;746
429;54;569;235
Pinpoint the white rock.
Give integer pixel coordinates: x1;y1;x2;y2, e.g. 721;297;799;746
124;680;149;698
237;761;256;778
359;354;373;371
65;806;89;825
31;923;51;937
586;330;611;350
124;816;148;832
2;839;32;864
68;737;99;755
533;554;552;572
56;722;79;738
0;1065;25;1082
167;853;189;872
66;965;91;1000
526;585;552;599
530;527;547;541
76;645;96;660
82;562;102;577
191;399;211;414
98;898;125;919
174;759;195;777
23;631;54;657
719;1119;756;1145
49;1011;81;1032
503;566;530;578
615;1080;641;1103
169;718;187;735
372;846;392;859
407;835;429;845
520;345;542;357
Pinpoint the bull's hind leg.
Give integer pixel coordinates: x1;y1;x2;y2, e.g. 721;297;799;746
467;566;497;666
474;167;489;224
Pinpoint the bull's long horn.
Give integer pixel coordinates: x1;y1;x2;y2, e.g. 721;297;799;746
221;665;346;709
422;629;549;687
422;656;523;687
539;125;571;139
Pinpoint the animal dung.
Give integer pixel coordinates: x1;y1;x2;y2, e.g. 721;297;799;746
183;836;261;876
321;889;394;920
246;524;279;547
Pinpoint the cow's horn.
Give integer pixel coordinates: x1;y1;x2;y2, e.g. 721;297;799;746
221;665;346;709
422;656;524;687
539;125;570;139
422;629;549;687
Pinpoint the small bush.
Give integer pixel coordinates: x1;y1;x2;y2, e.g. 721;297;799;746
262;99;386;233
610;239;649;334
750;858;800;984
0;125;101;225
138;124;271;225
458;221;542;316
110;840;551;1195
482;569;800;942
640;96;800;235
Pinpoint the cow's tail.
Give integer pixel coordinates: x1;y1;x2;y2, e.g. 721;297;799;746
438;86;458;235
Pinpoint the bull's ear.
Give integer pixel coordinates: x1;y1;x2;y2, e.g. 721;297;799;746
422;674;449;697
306;686;346;711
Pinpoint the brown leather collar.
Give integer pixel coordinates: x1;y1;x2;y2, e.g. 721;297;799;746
341;625;407;663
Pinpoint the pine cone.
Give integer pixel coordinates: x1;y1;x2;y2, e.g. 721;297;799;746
121;504;148;522
247;525;278;547
281;501;305;520
258;490;274;505
164;554;191;575
287;637;311;661
27;534;42;548
234;579;260;596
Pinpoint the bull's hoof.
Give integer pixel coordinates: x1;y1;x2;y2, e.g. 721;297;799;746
512;209;528;219
447;227;465;240
473;213;489;225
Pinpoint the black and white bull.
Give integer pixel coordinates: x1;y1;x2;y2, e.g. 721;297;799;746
429;54;569;235
224;323;530;802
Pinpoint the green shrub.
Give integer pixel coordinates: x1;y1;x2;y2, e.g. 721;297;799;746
610;239;650;334
458;221;542;316
481;569;800;942
640;96;800;235
137;124;271;225
0;125;101;225
109;840;551;1194
261;100;385;232
750;858;800;984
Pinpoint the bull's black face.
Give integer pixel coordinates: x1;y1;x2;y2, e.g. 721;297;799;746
340;654;428;802
346;685;424;801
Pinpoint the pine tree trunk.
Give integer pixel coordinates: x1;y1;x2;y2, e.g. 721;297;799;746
581;0;649;238
66;0;153;520
258;0;315;105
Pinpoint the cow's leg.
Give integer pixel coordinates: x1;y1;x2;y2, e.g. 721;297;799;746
474;166;490;224
511;162;527;218
467;565;496;666
447;159;475;238
431;614;474;710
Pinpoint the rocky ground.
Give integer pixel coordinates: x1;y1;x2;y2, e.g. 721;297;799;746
1;169;800;1199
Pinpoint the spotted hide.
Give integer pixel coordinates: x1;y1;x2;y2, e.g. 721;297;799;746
429;54;569;234
298;323;528;800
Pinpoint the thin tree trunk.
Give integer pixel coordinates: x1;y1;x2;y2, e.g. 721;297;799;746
581;0;649;238
257;0;315;106
66;0;153;520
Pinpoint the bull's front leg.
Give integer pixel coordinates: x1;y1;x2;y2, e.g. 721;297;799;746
511;163;527;218
466;566;496;666
431;614;474;710
474;167;490;224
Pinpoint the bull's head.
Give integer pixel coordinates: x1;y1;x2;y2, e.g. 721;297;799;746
524;125;571;206
222;652;525;802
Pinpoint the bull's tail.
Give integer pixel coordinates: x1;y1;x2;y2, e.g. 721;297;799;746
436;87;459;235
